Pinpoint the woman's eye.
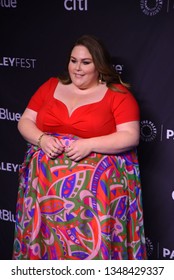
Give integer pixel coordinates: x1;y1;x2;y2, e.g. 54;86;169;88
83;61;90;65
70;59;91;65
71;59;76;63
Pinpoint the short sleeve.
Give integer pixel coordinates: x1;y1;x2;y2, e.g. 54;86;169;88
111;85;140;125
27;77;58;112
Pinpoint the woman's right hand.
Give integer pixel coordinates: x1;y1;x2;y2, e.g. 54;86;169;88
39;134;65;158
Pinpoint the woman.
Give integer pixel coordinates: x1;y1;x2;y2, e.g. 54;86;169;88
13;34;146;260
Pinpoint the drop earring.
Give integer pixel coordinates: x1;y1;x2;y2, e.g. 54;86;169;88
99;73;103;84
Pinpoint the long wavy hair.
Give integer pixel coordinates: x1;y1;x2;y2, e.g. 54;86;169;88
58;34;129;91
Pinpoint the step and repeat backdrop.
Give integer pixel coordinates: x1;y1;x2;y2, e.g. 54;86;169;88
0;0;174;260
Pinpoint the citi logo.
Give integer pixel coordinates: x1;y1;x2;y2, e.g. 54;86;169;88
0;0;17;8
64;0;88;11
0;108;21;121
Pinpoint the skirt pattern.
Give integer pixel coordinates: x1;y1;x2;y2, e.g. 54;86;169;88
13;134;146;260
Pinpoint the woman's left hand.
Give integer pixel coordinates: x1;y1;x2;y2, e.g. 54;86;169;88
65;139;92;161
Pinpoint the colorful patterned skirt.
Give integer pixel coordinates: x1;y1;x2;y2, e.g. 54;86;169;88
13;134;147;260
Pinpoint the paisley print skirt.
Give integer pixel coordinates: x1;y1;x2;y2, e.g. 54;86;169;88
13;134;146;260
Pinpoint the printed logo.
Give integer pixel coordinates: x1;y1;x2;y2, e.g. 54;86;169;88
0;0;17;8
140;120;157;142
159;125;174;141
0;209;16;223
113;64;124;75
0;108;21;121
166;129;174;140
145;237;154;257
0;56;36;68
0;162;21;173
140;0;163;16
172;190;174;200
163;247;174;259
64;0;88;11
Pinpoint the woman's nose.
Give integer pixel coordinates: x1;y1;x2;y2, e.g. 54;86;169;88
75;62;81;70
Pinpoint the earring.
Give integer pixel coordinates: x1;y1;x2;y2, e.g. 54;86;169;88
99;73;103;84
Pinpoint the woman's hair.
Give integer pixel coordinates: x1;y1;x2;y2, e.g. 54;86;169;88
58;34;129;90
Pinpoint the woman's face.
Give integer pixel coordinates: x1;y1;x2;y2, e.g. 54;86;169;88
68;45;99;90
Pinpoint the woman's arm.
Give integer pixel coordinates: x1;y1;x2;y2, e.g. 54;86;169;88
89;121;140;154
18;108;64;157
18;108;43;145
65;121;140;161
